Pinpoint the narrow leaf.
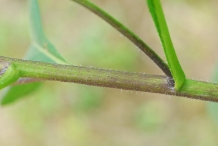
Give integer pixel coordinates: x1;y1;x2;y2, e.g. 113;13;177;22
147;0;186;90
1;0;67;105
29;0;67;64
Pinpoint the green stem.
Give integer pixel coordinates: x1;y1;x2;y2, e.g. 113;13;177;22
71;0;172;78
147;0;186;90
1;56;218;102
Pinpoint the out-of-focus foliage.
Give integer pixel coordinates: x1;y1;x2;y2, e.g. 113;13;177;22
1;0;67;105
1;0;218;145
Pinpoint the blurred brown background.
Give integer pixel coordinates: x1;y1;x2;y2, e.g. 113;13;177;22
1;0;218;145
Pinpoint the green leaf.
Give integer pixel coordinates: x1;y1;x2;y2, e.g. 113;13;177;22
1;82;41;105
147;0;186;90
28;0;66;64
1;0;67;105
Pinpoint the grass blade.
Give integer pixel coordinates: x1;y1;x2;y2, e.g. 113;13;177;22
147;0;186;90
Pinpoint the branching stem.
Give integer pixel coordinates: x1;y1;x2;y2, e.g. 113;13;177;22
1;56;218;102
71;0;172;77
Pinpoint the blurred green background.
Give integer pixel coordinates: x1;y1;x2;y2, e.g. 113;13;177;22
1;0;218;145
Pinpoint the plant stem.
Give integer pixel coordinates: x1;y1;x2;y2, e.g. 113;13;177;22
147;0;186;90
71;0;172;78
1;56;218;102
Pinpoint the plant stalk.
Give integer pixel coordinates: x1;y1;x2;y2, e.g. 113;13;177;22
71;0;172;78
1;56;218;102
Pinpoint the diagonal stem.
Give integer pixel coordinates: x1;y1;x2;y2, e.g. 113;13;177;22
71;0;172;78
147;0;185;90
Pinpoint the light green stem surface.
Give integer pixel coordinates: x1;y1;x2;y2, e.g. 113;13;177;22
0;56;218;102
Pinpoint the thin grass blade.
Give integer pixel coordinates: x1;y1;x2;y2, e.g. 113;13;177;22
147;0;186;90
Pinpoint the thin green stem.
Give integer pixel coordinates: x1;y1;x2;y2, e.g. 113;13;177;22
1;56;218;102
147;0;186;90
71;0;172;78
